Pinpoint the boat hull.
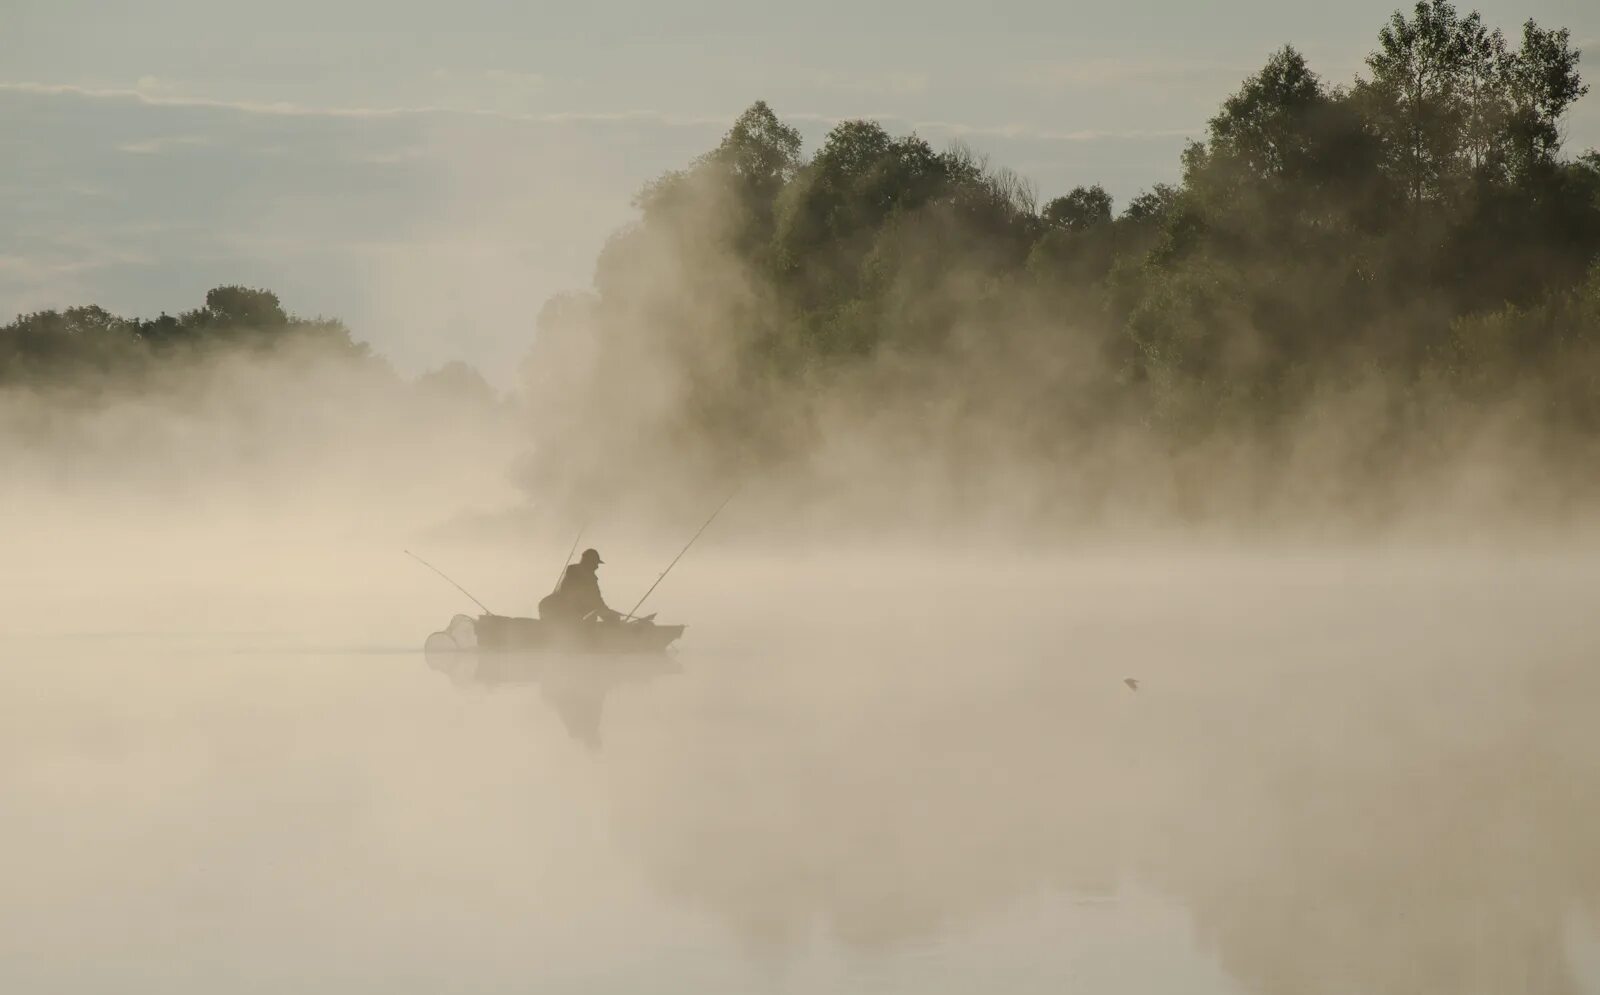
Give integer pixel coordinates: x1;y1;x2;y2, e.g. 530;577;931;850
479;614;684;653
425;613;684;657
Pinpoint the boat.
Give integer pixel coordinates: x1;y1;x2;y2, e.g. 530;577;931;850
424;613;684;688
424;613;685;658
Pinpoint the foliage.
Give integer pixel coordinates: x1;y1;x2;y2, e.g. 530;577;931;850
513;1;1600;515
0;286;374;388
7;3;1599;523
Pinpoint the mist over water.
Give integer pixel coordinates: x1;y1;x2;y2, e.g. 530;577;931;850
2;291;1597;995
5;507;1600;993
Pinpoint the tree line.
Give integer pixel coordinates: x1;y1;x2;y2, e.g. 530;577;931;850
0;285;503;407
9;1;1600;519
518;0;1600;513
0;286;372;386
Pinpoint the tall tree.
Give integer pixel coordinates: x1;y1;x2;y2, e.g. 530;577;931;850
1360;0;1472;205
1207;46;1328;181
1505;19;1588;174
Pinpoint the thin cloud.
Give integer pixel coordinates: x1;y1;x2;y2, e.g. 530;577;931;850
2;80;1197;145
0;81;725;129
1013;57;1247;90
116;135;213;155
0;244;157;282
761;110;1196;143
907;120;1197;142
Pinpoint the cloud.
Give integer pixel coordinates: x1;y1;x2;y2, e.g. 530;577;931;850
905;120;1197;143
776;109;1196;144
1;80;1196;145
1012;57;1246;91
0;81;723;130
0;238;161;317
115;135;213;155
0;81;347;117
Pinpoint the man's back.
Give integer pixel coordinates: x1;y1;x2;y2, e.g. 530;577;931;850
540;562;606;621
557;563;601;603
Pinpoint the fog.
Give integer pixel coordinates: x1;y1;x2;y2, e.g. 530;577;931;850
7;265;1599;991
7;498;1600;992
9;5;1600;988
4;354;1599;993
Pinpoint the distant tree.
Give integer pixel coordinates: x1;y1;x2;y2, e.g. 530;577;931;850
1357;0;1586;201
138;312;183;346
1043;185;1113;230
1360;0;1474;204
773;120;951;310
201;286;290;329
703;101;804;193
1123;184;1180;223
0;288;373;387
1207;46;1329;181
776;121;948;251
1505;19;1588;172
1454;13;1513;177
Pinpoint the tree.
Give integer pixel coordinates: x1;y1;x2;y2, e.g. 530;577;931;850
1505;19;1588;172
1357;1;1586;201
0;288;375;388
1208;46;1328;180
1043;185;1113;230
1360;0;1472;204
202;286;289;329
1123;184;1180;224
1455;12;1512;177
773;120;949;301
703;100;804;194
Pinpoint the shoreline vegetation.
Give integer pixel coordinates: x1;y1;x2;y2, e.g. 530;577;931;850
6;1;1600;532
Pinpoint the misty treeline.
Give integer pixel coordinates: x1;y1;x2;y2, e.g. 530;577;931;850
0;285;506;452
8;1;1600;530
522;0;1600;528
1;285;493;401
0;287;504;509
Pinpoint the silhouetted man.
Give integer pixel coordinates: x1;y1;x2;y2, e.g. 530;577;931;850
539;548;622;624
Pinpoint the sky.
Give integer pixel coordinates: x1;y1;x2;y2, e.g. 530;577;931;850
3;0;1599;380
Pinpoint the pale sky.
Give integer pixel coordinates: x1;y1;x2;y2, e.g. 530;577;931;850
4;0;1598;379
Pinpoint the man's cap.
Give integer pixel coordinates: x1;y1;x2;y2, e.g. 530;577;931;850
580;547;603;564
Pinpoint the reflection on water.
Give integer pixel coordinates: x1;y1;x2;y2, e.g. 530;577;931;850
601;555;1600;993
5;552;1600;993
425;643;681;750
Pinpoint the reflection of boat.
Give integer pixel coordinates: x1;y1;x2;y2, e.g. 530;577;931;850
425;613;684;657
424;614;683;749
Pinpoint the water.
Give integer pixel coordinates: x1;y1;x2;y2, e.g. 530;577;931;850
5;545;1599;993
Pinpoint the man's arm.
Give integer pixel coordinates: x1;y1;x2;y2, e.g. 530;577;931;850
581;574;622;622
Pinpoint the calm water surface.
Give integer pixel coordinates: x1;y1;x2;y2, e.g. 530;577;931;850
5;550;1599;993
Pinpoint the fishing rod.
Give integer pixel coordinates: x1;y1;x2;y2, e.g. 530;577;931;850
550;523;586;596
625;489;737;621
405;550;495;616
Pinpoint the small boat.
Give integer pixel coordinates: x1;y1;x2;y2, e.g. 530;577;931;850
425;613;685;658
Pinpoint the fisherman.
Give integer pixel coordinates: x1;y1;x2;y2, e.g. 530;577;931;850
539;548;622;624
